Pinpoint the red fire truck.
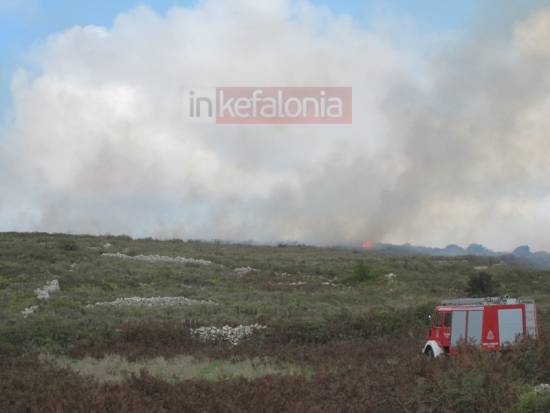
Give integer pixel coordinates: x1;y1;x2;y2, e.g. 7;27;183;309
423;297;539;357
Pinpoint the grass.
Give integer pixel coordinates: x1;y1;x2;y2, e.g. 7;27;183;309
42;354;310;383
1;232;550;411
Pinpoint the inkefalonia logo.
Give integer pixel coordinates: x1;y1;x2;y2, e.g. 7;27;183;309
183;87;352;124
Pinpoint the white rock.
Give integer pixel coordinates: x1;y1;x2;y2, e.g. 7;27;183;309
93;296;217;307
102;253;212;266
21;305;39;318
190;324;267;345
35;279;60;300
535;383;550;393
234;267;258;276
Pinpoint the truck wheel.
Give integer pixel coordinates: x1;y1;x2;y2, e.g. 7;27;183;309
424;347;435;358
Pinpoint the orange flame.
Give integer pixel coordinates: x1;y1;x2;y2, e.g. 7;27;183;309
361;241;374;249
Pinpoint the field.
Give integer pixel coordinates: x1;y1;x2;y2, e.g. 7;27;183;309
1;232;550;412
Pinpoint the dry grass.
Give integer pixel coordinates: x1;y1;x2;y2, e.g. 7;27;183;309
41;354;309;383
1;334;550;412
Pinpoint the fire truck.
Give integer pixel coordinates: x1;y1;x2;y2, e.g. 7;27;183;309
422;297;539;357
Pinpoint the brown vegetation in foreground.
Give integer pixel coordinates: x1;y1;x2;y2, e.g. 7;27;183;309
2;326;550;413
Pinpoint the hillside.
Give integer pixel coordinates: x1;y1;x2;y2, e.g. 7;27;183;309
1;232;549;412
372;242;550;268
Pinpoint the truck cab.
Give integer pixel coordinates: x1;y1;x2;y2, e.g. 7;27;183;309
427;309;452;355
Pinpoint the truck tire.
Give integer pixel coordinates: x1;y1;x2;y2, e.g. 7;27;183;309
424;346;435;358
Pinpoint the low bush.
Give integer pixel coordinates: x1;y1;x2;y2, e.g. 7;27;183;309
466;272;499;297
513;386;550;413
422;347;523;412
58;239;78;252
263;305;430;344
343;261;374;284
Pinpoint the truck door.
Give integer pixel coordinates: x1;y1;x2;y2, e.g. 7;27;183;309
466;310;483;346
498;308;524;346
451;310;467;347
440;311;452;348
431;311;451;349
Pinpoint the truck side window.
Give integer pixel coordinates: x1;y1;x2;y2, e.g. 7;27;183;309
434;311;443;326
443;312;452;327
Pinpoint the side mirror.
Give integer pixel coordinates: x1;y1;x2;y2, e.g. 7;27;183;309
427;314;432;322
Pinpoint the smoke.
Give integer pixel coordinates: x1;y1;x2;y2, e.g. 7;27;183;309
1;0;550;250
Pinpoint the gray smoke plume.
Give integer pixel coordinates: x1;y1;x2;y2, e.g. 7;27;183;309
1;0;550;250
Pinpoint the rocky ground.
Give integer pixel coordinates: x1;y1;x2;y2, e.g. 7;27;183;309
1;233;549;412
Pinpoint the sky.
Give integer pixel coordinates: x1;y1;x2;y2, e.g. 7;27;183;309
1;0;550;251
0;0;185;115
0;0;480;118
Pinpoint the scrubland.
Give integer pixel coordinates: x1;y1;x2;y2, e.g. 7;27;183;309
1;232;549;412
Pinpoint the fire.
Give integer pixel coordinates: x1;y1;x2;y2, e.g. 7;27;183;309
361;240;374;249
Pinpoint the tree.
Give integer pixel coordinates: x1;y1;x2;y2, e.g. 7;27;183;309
466;272;498;297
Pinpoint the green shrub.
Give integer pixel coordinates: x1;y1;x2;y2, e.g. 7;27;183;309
0;316;111;353
58;239;78;251
466;272;498;297
263;305;429;344
429;370;485;412
510;336;549;383
424;349;523;413
513;387;550;413
343;261;373;284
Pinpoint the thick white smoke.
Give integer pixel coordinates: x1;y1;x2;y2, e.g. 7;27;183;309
1;0;550;250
